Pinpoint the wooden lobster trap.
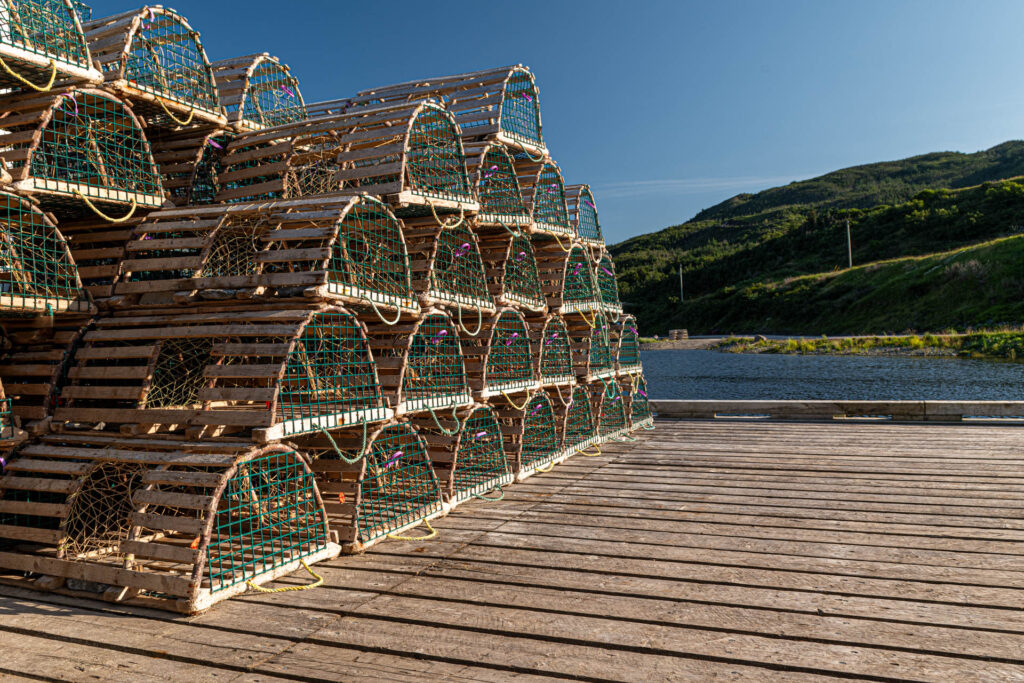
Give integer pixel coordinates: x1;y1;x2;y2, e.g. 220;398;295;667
53;305;393;441
460;307;538;399
566;184;605;252
409;403;512;507
595;251;623;318
566;315;616;382
516;157;573;240
295;420;444;553
464;140;531;230
490;389;563;479
211;53;306;132
554;384;599;457
83;5;225;130
215;99;479;218
625;374;653;431
364;308;474;419
535;241;602;320
113;196;421;319
148;128;231;207
0;0;101;91
0;87;165;219
615;315;642;376
350;65;546;158
479;231;546;314
0;434;338;613
0;191;92;315
590;379;631;442
57;213;142;302
531;313;575;388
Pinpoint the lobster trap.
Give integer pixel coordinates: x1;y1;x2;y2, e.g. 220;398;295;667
596;252;623;317
410;403;512;507
56;213;142;302
53;306;392;441
566;315;616;382
148;128;230;207
517;157;572;239
0;0;100;91
566;184;605;251
364;309;473;417
478;232;546;314
298;420;444;552
490;390;562;477
531;313;574;388
351;65;545;158
625;374;653;431
460;307;538;399
211;53;305;132
591;379;630;442
0;87;165;218
0;435;338;613
114;196;420;318
535;241;602;319
83;6;224;130
0;316;86;427
0;191;91;315
615;315;642;376
555;384;599;456
215;99;479;217
464;140;531;230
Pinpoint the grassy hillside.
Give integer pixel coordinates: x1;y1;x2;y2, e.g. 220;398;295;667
611;141;1024;335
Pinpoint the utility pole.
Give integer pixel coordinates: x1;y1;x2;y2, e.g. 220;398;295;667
678;263;684;303
846;218;853;269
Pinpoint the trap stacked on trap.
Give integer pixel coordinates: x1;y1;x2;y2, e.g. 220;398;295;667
566;184;605;252
625;374;653;430
490;389;563;478
0;434;338;613
479;231;546;314
83;5;225;129
556;384;599;456
464;140;532;231
459;307;538;399
148;128;230;207
517;157;574;241
615;315;642;376
532;313;575;388
590;378;630;442
212;53;305;132
0;0;101;91
595;252;623;318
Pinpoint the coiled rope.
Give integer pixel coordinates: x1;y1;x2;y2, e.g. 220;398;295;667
387;518;438;541
246;559;323;593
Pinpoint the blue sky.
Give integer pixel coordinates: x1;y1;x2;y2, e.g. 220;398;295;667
89;0;1024;244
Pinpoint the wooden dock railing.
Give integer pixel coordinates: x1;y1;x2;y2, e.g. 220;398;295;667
652;399;1024;422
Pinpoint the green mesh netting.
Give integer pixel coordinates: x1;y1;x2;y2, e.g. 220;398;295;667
329;197;416;309
563;386;597;452
0;397;12;439
69;0;88;21
237;59;306;128
476;144;529;221
562;246;599;311
629;376;652;428
403;313;470;410
121;8;218;110
502;235;544;309
429;225;492;308
357;423;442;543
590;319;614;379
451;406;511;500
596;254;622;311
405;105;474;203
519;392;560;469
617;317;642;372
278;311;388;436
0;193;83;312
599;386;628;439
575;187;604;243
499;69;542;148
207;450;329;592
1;0;89;66
539;315;573;384
183;134;229;205
485;310;533;392
531;163;570;231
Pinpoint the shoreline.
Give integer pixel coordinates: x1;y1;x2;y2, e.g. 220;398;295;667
713;332;1024;362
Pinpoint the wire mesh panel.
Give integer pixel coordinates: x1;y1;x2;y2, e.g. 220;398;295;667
405;104;475;205
464;141;530;228
518;392;561;471
357;422;443;544
149;129;230;206
565;315;615;381
69;0;88;21
84;6;224;128
616;315;642;376
561;385;598;455
597;381;629;441
1;88;164;216
399;312;472;414
461;308;537;397
596;253;623;317
517;158;572;237
0;0;99;90
206;449;330;592
626;375;653;431
479;232;545;313
212;53;305;132
407;221;494;314
566;184;605;250
534;314;574;387
561;245;602;315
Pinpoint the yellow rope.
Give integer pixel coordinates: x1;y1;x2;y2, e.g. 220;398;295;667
535;462;555;473
245;559;323;593
73;192;137;223
156;95;195;126
579;446;602;457
501;390;530;411
387;518;438;541
430;201;465;229
577;308;597;329
550;231;574;253
0;55;56;92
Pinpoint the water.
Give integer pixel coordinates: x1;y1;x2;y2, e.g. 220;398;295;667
643;349;1024;400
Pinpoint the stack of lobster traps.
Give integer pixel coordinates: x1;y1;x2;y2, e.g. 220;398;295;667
0;1;652;614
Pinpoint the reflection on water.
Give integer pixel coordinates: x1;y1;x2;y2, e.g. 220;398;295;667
643;349;1024;400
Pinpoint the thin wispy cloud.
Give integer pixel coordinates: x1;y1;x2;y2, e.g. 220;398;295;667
594;175;812;199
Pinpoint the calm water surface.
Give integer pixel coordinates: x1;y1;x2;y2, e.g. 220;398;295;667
643;349;1024;400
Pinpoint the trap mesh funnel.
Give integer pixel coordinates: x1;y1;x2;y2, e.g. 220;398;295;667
351;64;545;157
535;241;602;319
83;6;224;129
0;0;100;90
595;252;623;317
491;389;561;476
54;306;392;440
516;157;572;238
148;128;231;207
0;192;91;314
591;379;629;442
478;232;546;314
211;53;306;132
558;385;599;455
0;317;87;427
460;307;538;398
531;314;574;388
410;403;512;506
363;309;473;417
115;196;420;317
464;140;531;229
616;315;642;376
626;374;653;431
566;184;605;251
403;217;495;320
0;435;338;614
0;87;164;218
566;314;615;382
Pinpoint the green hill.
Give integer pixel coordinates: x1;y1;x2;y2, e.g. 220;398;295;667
611;141;1024;335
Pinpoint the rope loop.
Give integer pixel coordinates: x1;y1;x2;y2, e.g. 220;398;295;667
457;302;483;336
579;446;602;457
74;192;138;223
642;423;656;431
577;308;597;329
520;144;546;163
431;201;466;230
500;390;530;411
245;559;323;594
156;96;195;126
363;296;403;325
316;423;365;464
0;55;56;92
387;518;438;541
496;218;523;237
472;486;505;502
550;231;574;253
535;462;555;473
553;384;573;406
426;403;461;436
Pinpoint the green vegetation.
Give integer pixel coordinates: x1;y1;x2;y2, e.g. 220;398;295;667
612;141;1024;335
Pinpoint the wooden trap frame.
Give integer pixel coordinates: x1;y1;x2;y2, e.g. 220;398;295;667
0;86;165;218
0;435;338;613
596;251;623;318
479;231;546;314
464;140;531;230
615;315;642;376
83;5;225;130
215;99;479;218
535;240;602;320
591;379;630;442
516;157;573;239
460;307;539;399
0;0;101;91
112;196;421;319
409;403;512;507
211;53;306;132
566;314;616;382
363;308;474;419
57;213;142;302
295;420;444;553
351;64;546;158
0;191;92;315
148;127;231;207
625;374;653;432
566;184;605;252
531;313;575;389
554;384;599;458
53;305;393;441
490;389;563;479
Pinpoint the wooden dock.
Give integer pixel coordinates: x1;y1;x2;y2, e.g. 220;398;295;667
3;417;1024;681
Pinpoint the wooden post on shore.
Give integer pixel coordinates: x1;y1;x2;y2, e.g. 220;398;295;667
846;219;853;268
